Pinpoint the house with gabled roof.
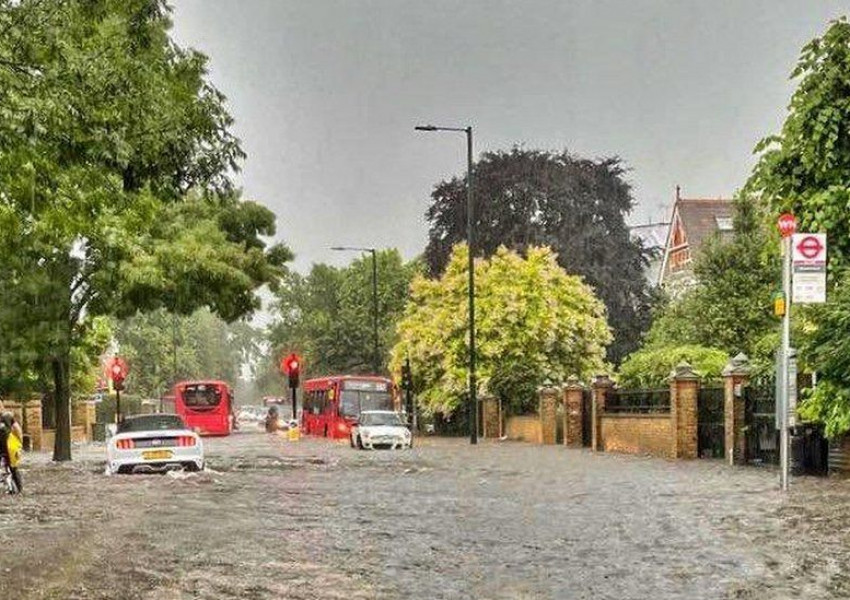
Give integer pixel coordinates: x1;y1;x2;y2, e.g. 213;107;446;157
658;187;733;290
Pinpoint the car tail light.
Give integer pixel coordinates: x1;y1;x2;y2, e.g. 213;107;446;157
115;439;135;450
178;436;196;447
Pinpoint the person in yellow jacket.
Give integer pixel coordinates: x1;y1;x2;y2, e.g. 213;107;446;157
1;412;22;493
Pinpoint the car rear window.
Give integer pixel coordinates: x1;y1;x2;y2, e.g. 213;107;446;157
360;412;402;426
118;415;186;433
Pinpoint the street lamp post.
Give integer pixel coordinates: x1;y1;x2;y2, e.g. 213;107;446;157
331;246;380;374
415;124;477;445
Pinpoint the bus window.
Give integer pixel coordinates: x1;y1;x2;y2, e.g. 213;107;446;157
340;391;359;417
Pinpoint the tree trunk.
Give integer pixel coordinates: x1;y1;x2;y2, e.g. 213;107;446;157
52;353;72;461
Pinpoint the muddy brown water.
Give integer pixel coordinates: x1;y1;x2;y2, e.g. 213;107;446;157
0;432;848;599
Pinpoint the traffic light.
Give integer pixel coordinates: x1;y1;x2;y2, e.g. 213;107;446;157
401;360;413;391
107;356;128;393
281;353;301;390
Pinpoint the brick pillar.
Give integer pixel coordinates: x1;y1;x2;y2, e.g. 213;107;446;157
723;353;750;466
671;362;699;459
563;376;584;448
481;395;501;438
591;375;613;452
71;400;87;427
538;386;559;445
24;397;43;451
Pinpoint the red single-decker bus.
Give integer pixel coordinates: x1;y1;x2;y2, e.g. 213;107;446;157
302;376;396;440
161;380;234;436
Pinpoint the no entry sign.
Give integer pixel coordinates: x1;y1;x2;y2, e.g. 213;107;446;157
791;233;827;303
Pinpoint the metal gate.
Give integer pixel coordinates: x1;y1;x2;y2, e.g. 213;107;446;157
581;389;592;447
744;378;779;466
697;387;725;458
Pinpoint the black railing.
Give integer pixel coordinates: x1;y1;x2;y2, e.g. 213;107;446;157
605;388;671;414
744;377;779;466
698;387;725;459
581;389;592;447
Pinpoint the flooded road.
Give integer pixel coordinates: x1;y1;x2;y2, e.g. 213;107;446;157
1;431;848;599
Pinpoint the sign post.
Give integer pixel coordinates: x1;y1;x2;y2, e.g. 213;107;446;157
776;214;796;492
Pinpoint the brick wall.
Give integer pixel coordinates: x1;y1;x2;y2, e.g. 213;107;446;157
41;426;88;451
600;414;674;458
505;416;542;443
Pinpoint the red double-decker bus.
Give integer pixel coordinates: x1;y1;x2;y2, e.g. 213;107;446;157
161;380;234;436
302;375;396;440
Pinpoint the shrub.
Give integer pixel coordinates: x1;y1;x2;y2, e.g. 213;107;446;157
618;345;729;389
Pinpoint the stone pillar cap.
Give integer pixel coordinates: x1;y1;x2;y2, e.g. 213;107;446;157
537;385;560;395
592;374;614;388
722;352;751;377
670;361;699;381
562;375;584;390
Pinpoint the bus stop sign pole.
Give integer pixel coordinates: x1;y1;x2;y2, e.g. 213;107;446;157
777;213;796;492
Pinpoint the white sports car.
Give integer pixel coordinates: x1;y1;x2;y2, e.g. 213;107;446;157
350;410;412;450
106;414;204;475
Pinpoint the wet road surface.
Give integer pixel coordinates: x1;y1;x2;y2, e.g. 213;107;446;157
1;431;848;599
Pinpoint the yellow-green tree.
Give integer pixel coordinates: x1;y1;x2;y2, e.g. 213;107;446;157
390;245;610;416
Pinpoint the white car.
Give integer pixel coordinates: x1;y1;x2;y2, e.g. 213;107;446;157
350;411;412;450
106;414;204;475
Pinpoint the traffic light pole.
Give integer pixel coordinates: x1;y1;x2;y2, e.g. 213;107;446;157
291;385;297;421
116;388;121;425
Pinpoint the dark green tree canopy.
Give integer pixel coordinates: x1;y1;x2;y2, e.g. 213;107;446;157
424;147;652;363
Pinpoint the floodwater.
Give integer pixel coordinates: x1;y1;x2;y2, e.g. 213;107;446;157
0;431;848;599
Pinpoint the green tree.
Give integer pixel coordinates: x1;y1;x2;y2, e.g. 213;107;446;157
643;194;779;368
746;18;850;436
114;307;261;399
748;17;850;269
270;249;421;376
424;148;652;363
0;1;290;459
391;245;611;416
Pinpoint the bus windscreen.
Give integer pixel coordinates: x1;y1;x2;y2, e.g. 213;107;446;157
340;390;392;417
182;384;223;410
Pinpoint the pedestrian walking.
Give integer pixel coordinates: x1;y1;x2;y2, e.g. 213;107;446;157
0;412;22;494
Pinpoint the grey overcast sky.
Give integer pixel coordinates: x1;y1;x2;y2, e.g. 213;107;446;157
170;1;847;273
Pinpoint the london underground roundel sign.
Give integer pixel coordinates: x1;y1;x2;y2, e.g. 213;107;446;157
795;235;824;260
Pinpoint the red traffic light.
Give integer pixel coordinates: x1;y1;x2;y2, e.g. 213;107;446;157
280;353;301;376
777;213;797;238
106;356;128;383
